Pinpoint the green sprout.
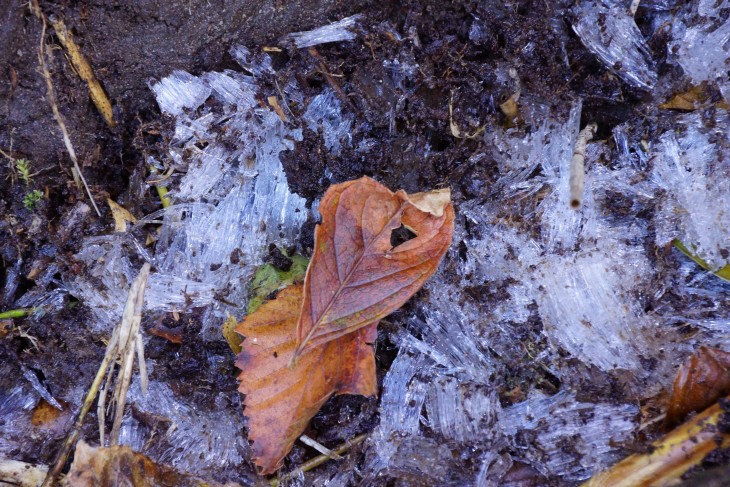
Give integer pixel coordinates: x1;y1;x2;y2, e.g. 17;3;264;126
23;190;44;211
15;158;33;185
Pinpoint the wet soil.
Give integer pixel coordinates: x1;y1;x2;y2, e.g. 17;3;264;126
0;0;713;485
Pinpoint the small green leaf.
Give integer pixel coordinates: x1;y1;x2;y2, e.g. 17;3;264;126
247;252;309;314
221;250;309;354
23;190;43;211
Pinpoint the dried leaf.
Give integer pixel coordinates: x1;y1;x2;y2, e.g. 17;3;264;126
666;346;730;425
31;399;71;435
294;177;454;357
659;84;711;111
63;440;237;486
106;198;137;233
236;284;377;475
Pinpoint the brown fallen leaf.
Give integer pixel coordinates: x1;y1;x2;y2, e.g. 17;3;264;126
236;284;377;475
31;399;72;435
666;346;730;425
294;177;454;358
106;198;137;233
64;440;238;487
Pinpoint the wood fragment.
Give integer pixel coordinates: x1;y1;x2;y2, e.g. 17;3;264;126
49;18;115;128
0;459;48;487
582;396;730;487
569;123;597;209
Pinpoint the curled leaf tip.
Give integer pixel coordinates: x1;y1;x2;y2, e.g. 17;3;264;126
406;187;452;217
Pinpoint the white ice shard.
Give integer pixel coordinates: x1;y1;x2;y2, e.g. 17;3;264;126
672;1;730;99
652;112;730;272
286;15;363;48
573;0;657;89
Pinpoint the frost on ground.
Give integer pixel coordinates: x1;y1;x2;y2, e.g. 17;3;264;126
35;51;310;477
364;94;729;483
66;65;308;339
3;2;730;486
572;0;656;90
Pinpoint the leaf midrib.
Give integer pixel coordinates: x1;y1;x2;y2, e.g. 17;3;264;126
296;197;407;354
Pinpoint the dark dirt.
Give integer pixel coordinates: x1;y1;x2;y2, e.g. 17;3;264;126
0;0;722;485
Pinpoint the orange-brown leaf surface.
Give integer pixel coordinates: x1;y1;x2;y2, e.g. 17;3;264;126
666;346;730;425
295;176;454;357
236;284;377;475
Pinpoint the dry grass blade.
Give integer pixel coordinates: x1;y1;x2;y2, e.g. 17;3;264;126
41;263;151;487
99;263;151;446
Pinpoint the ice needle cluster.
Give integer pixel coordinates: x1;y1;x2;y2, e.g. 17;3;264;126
3;4;730;485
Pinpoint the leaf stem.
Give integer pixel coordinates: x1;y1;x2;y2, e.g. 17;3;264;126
0;308;34;319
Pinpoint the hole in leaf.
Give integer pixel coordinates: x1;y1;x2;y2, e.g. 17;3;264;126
390;224;417;248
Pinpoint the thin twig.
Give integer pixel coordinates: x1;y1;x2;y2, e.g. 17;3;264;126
271;434;368;486
569;123;597;210
307;47;356;112
299;434;343;461
31;3;101;217
49;17;115;128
